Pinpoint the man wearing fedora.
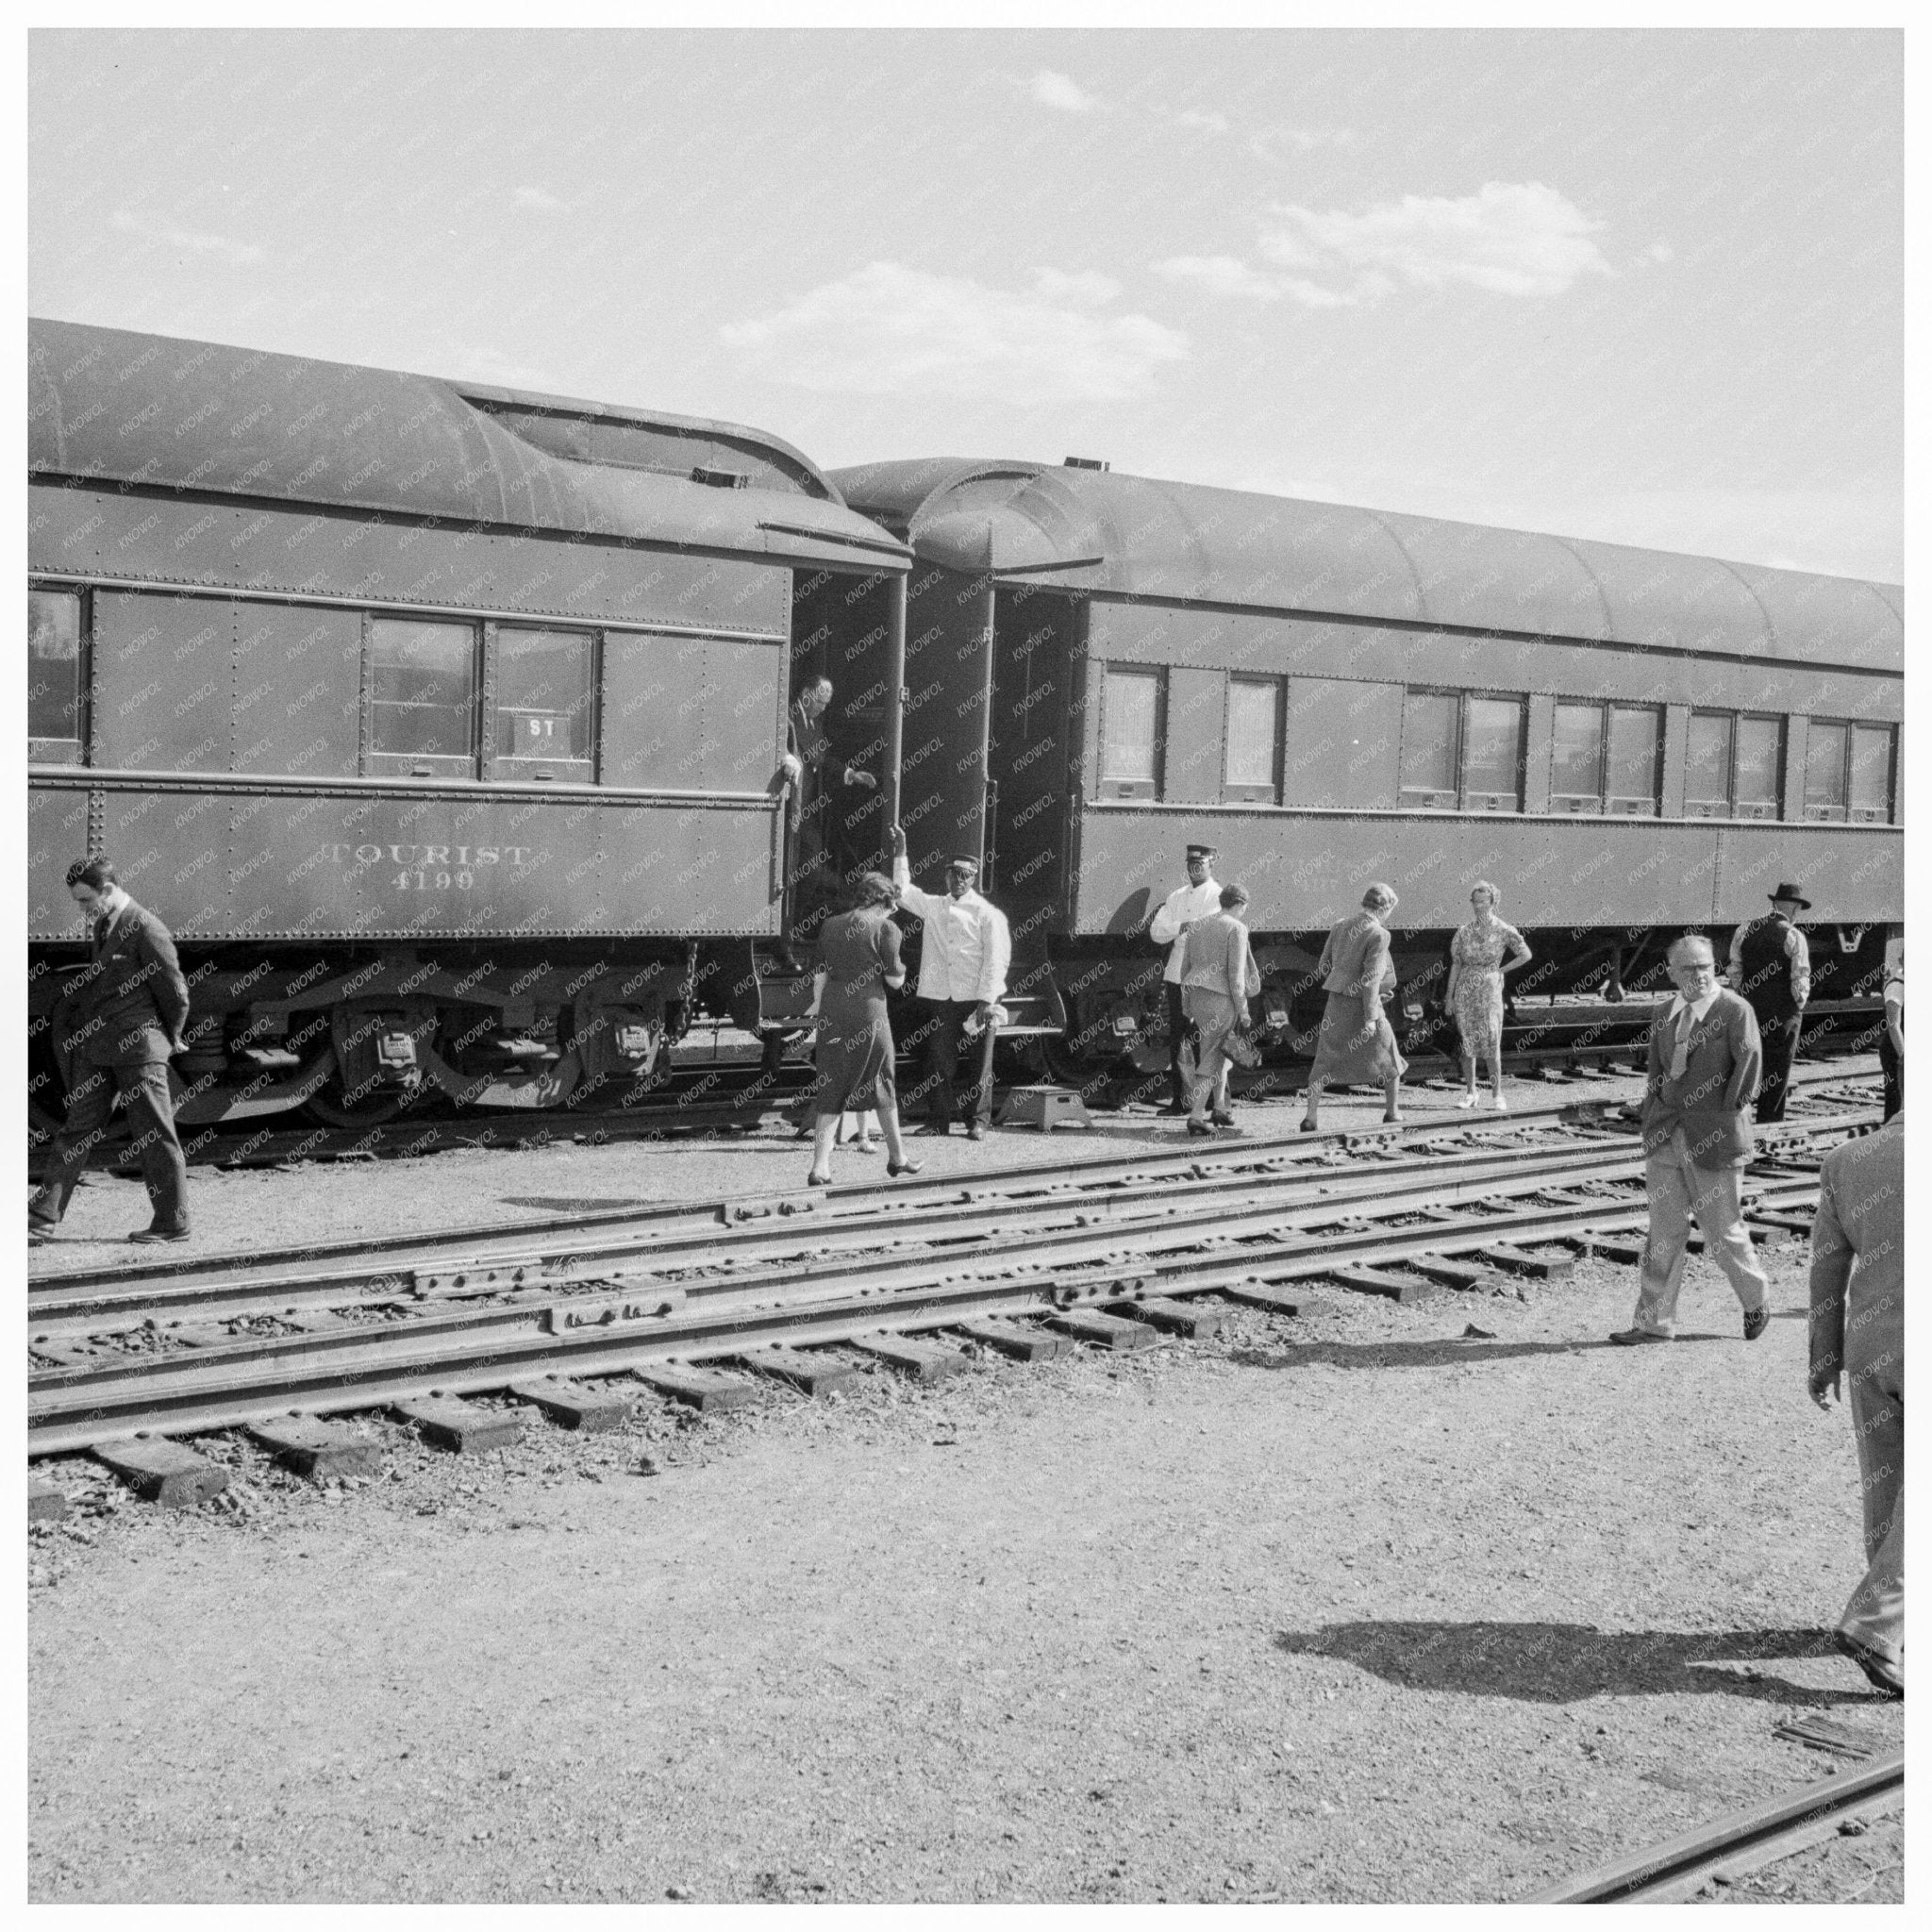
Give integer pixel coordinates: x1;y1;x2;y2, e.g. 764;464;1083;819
1727;884;1812;1124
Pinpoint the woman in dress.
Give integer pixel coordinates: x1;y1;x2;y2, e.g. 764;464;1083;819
1443;879;1532;1111
1302;883;1406;1132
804;874;921;1186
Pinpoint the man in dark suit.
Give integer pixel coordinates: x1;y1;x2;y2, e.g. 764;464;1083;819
780;675;876;941
1727;883;1811;1124
1807;1115;1904;1696
1612;933;1771;1343
30;857;192;1243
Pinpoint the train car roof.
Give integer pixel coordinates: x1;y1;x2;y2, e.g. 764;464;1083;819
28;317;908;574
831;458;1901;671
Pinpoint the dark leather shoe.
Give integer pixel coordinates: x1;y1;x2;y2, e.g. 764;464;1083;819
1609;1326;1671;1345
887;1158;924;1178
1742;1306;1771;1342
966;1123;987;1141
1833;1629;1903;1697
1186;1119;1216;1136
1210;1110;1236;1127
128;1224;191;1244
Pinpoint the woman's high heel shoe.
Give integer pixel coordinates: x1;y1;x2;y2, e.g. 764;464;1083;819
887;1158;923;1178
807;1169;832;1187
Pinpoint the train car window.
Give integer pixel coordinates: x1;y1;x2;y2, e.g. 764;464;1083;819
1224;677;1280;801
366;617;478;777
1849;724;1895;824
28;587;84;760
1398;691;1459;808
1099;668;1162;799
1462;697;1524;811
1684;711;1733;817
1733;715;1783;819
1804;719;1850;822
492;626;596;782
1551;702;1606;813
1606;706;1662;815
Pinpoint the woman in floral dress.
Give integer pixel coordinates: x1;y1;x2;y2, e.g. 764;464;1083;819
1444;880;1532;1110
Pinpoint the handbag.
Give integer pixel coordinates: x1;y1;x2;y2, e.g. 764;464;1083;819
1224;1023;1261;1070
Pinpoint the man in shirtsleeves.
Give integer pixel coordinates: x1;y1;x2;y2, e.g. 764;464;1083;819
1612;933;1771;1344
1150;841;1226;1119
30;856;192;1243
890;824;1011;1141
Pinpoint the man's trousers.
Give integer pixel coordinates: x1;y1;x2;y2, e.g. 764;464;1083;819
31;1057;189;1231
916;998;997;1129
1841;1354;1904;1664
1752;1008;1802;1124
1629;1127;1769;1337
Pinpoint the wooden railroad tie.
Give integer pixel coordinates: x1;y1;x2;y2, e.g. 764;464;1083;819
1403;1256;1493;1291
1474;1242;1575;1280
28;1480;69;1523
93;1436;229;1508
629;1363;757;1411
737;1346;858;1397
248;1415;382;1479
1108;1295;1229;1340
391;1396;524;1455
1323;1265;1446;1305
851;1335;971;1382
1216;1281;1304;1317
507;1376;635;1432
953;1317;1072;1361
1046;1307;1161;1351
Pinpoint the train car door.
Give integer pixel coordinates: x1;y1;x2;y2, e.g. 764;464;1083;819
897;564;995;881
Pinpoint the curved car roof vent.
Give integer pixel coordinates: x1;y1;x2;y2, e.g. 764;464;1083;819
692;466;750;489
1063;456;1109;471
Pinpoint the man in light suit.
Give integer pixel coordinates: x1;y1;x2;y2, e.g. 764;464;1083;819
1808;1116;1904;1696
1612;933;1771;1343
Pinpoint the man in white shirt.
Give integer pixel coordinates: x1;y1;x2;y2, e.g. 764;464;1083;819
890;824;1011;1140
1149;842;1226;1118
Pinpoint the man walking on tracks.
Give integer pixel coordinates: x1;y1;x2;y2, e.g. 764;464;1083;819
1150;841;1224;1117
30;857;192;1244
890;824;1010;1141
1727;884;1811;1124
1612;934;1771;1344
1807;1114;1904;1696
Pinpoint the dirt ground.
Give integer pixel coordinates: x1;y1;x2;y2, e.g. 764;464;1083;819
27;1134;1905;1905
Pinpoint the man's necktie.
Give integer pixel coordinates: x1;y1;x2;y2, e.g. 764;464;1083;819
1669;1006;1694;1080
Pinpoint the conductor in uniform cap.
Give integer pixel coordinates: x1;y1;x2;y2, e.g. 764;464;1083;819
1727;883;1811;1124
30;857;192;1243
1150;842;1230;1119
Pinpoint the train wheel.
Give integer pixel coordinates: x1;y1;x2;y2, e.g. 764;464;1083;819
300;1074;416;1129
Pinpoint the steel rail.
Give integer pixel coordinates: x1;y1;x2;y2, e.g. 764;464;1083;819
26;1169;1824;1457
1524;1748;1904;1903
25;1131;1664;1335
30;1056;1871;1300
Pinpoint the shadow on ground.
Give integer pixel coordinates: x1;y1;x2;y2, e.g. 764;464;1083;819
1272;1621;1886;1707
1226;1336;1732;1372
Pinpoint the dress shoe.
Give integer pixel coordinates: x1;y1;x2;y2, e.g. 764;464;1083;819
1186;1119;1216;1136
806;1169;832;1188
966;1123;987;1141
1609;1326;1671;1345
28;1220;55;1246
129;1224;191;1244
1742;1305;1771;1342
1455;1092;1479;1109
1832;1629;1904;1698
887;1158;924;1178
1210;1109;1236;1127
1299;1119;1319;1133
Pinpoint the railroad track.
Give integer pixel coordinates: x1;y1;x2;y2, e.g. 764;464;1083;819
1526;1748;1904;1903
26;1085;1874;1468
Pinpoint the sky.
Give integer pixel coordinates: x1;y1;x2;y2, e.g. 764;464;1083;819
27;27;1903;581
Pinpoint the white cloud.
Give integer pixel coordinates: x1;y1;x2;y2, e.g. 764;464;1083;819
1248;125;1356;162
1029;70;1101;114
1171;108;1230;135
513;185;569;212
720;261;1188;403
110;208;262;267
1640;240;1674;264
1152;253;1358;310
1260;181;1614;300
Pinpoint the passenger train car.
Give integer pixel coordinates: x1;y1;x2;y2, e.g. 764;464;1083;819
27;319;1903;1129
832;458;1903;1074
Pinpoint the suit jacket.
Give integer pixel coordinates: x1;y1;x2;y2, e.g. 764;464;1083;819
1808;1118;1904;1386
1639;987;1760;1168
1317;912;1397;1001
56;898;190;1068
786;700;856;818
1178;911;1260;1005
